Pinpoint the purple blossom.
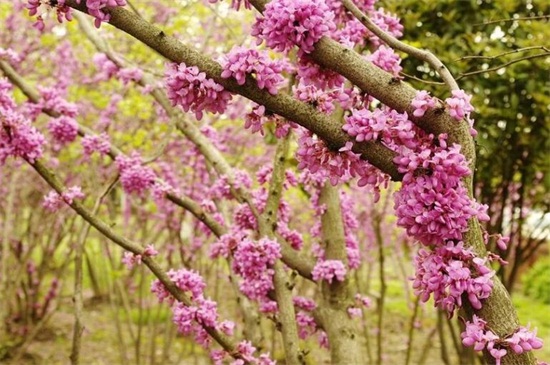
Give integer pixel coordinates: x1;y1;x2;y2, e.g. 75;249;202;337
412;243;494;315
312;259;347;283
411;90;437;118
221;46;284;95
252;0;336;55
115;152;156;196
42;186;85;212
343;108;388;142
368;45;402;76
165;62;232;120
48;116;78;144
0;110;46;164
81;132;110;157
445;89;474;121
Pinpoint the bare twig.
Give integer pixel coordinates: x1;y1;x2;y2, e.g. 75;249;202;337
454;46;550;61
456;52;550;80
473;15;550;26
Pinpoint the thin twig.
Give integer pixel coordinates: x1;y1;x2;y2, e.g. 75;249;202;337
473;15;550;26
454;46;550;61
456;52;550;80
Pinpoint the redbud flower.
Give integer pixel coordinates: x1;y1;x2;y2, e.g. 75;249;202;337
312;259;347;283
48;116;78;144
445;89;474;121
165;62;232;120
252;0;336;55
411;90;437;118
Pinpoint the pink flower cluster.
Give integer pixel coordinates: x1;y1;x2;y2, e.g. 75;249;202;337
252;0;336;55
1;79;46;164
232;237;281;302
165;63;232;120
368;45;402;76
412;242;494;315
411;90;437;118
393;140;489;245
43;186;85;212
121;244;158;269
47;116;78;144
296;132;388;191
311;259;347;284
81;132;111;157
0;109;46;164
82;0;127;28
37;87;78;118
221;46;285;95
92;53;142;84
343;108;388;142
296;57;344;89
115;152;156;196
244;104;293;137
445;89;474;121
151;269;234;348
26;0;73;31
210;340;276;365
461;315;543;365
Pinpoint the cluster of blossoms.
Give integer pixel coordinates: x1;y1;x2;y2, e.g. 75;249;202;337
26;0;126;30
296;132;388;194
445;89;476;135
210;340;275;365
412;242;494;314
221;46;285;95
81;132;111;157
81;0;127;28
151;269;234;347
165;63;232;120
368;45;402;76
393;136;489;245
251;0;336;55
211;235;281;312
26;0;73;31
42;186;85;212
114;152;156;196
410;90;437;118
461;315;543;365
47;115;78;145
445;89;474;121
91;53;142;85
1;79;46;164
121;244;158;269
243;104;295;138
311;259;347;284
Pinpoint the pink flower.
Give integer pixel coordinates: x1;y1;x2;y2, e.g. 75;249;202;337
115;152;156;196
368;45;402;76
252;0;336;55
0;109;46;164
445;89;474;121
221;46;284;95
411;90;437;118
81;132;110;157
43;186;85;212
165;62;232;120
312;260;347;283
48;116;78;144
